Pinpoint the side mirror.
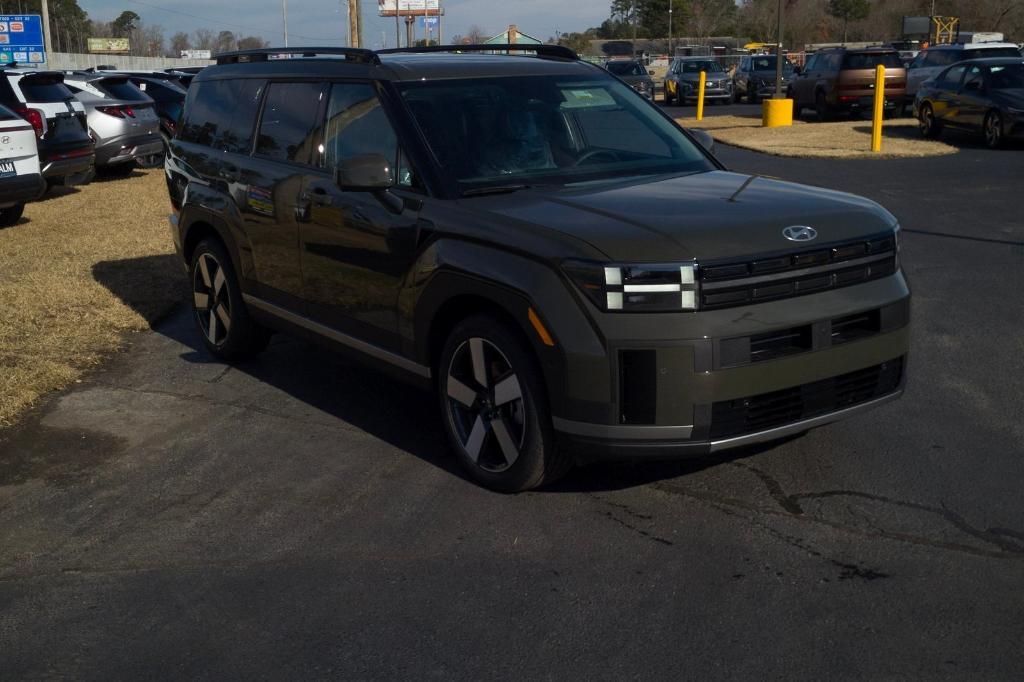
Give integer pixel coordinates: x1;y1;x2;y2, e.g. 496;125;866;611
688;128;715;154
334;153;394;190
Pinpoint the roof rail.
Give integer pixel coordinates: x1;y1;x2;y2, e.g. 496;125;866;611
376;43;578;61
216;47;380;65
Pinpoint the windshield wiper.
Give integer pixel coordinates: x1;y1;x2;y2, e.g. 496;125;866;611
461;184;532;197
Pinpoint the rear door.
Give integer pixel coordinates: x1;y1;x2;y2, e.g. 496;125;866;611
298;81;422;351
793;54;817;105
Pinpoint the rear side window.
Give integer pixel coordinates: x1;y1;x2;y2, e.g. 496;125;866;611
98;78;146;101
965;47;1021;60
842;53;902;70
940;64;967;87
18;77;74;102
133;79;185;102
180;79;265;154
255;82;323;164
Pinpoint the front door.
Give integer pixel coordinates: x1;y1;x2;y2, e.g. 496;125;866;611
298;81;422;352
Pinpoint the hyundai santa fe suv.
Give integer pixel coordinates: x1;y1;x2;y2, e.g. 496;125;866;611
165;45;910;492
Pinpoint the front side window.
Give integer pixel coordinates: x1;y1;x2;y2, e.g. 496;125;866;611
962;65;986;91
400;74;714;193
255;82;323;164
319;82;413;186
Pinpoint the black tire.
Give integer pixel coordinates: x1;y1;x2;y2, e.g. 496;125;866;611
747;90;758;105
984;110;1004;149
815;91;831;122
438;314;570;492
787;87;802;117
664;86;674;106
189;238;271;359
0;202;24;227
918;102;942;139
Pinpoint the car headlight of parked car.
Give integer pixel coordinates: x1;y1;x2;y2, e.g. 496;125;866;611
563;260;699;312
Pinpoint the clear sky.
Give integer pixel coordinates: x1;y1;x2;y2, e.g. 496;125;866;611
79;0;613;49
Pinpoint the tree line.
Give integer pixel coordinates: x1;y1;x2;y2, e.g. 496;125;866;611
555;0;1024;53
0;1;269;57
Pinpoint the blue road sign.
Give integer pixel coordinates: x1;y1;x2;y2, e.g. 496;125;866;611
0;15;46;66
420;16;439;28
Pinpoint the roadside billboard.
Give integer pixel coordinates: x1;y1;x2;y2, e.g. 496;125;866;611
0;15;45;65
180;49;212;59
379;1;444;17
88;37;130;54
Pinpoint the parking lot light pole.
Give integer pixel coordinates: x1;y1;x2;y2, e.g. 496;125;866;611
282;0;289;47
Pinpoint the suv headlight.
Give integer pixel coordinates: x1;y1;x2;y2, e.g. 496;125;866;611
563;260;699;312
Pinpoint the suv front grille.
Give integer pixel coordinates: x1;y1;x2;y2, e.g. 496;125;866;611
700;235;897;310
709;357;904;440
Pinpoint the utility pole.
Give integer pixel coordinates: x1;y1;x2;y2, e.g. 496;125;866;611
394;1;401;50
774;0;785;99
438;0;443;44
348;0;361;48
668;0;672;57
282;0;289;47
40;0;53;56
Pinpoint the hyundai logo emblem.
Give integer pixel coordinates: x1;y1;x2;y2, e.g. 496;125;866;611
783;225;818;242
0;136;8;144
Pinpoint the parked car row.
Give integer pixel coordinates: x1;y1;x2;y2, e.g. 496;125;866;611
0;66;194;227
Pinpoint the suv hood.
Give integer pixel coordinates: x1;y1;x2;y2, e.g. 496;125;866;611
471;170;897;262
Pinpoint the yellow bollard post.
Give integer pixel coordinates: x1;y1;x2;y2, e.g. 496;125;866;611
696;70;706;121
871;64;885;152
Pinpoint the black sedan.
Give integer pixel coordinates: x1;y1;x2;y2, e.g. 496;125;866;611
915;57;1024;149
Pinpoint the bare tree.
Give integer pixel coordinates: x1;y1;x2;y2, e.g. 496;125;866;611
465;24;488;43
193;28;215;51
170;31;190;56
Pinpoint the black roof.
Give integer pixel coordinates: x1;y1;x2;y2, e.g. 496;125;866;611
199;44;598;84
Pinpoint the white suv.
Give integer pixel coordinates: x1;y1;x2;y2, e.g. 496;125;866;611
0;102;43;227
907;42;1022;96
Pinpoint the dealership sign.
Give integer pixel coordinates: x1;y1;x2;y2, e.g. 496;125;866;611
180;49;212;59
0;15;45;65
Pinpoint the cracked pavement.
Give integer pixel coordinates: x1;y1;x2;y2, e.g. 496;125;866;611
1;132;1023;678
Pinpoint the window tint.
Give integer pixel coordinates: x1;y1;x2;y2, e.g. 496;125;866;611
97;78;146;101
990;64;1024;89
18;76;73;102
751;56;793;71
924;50;956;68
0;102;19;120
682;60;723;73
940;64;967;87
180;79;265;154
607;61;644;76
133;79;186;102
962;65;985;90
841;53;902;69
965;47;1021;60
803;55;817;71
255;81;323;164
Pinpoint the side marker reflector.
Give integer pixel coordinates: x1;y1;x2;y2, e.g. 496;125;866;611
528;307;555;347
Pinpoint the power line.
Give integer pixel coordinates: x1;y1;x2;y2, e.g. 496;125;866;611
123;0;338;42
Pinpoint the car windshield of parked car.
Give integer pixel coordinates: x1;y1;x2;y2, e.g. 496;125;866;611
606;61;645;76
400;74;714;193
751;56;794;72
682;60;723;73
989;64;1024;89
842;53;903;69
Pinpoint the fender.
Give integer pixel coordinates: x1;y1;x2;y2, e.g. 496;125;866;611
406;238;614;424
178;185;256;292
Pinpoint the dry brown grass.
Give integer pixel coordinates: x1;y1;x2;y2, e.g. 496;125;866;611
682;113;959;159
0;169;185;427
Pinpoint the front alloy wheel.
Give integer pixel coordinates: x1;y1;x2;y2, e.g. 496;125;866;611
919;103;942;138
438;316;570;492
446;337;525;473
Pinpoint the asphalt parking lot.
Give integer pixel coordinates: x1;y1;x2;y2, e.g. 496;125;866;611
2;107;1023;678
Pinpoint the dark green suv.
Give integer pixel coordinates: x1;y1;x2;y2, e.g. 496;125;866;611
165;45;909;491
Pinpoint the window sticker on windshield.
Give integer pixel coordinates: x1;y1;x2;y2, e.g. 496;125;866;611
560;88;616;109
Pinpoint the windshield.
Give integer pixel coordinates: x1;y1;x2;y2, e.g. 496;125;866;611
989;63;1024;89
400;74;713;193
751;56;794;72
842;53;903;69
682;60;723;73
606;61;645;76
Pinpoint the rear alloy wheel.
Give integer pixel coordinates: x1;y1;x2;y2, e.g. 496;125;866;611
984;111;1004;149
0;202;24;228
190;239;270;359
919;103;942;139
439;316;569;492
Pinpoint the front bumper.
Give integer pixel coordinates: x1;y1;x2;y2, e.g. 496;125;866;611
0;172;45;207
683;88;732;101
547;273;911;460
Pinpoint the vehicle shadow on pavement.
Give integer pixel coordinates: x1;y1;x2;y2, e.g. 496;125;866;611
93;256;763;492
